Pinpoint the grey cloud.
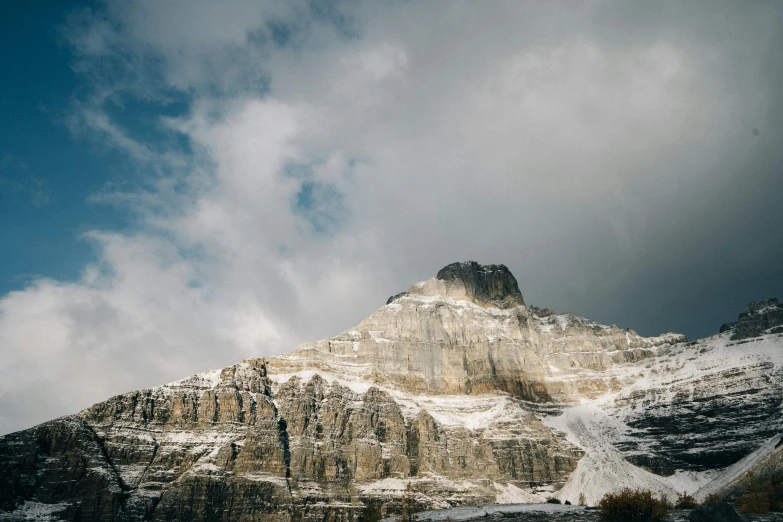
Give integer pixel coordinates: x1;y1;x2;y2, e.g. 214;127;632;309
1;0;781;435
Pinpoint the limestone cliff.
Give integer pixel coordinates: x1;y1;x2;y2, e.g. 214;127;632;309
1;262;782;521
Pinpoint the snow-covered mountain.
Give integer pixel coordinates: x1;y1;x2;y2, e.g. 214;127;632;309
1;262;782;521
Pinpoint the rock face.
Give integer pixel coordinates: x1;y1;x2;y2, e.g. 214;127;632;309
720;298;783;340
0;417;125;520
292;265;684;404
0;360;582;522
435;262;524;308
1;262;783;521
613;339;783;473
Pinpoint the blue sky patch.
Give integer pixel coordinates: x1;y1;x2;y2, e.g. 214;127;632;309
293;181;347;236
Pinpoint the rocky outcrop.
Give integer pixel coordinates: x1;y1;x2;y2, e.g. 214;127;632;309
1;262;782;521
687;501;743;522
386;292;408;305
293;269;684;403
0;417;125;520
435;262;524;308
720;298;783;340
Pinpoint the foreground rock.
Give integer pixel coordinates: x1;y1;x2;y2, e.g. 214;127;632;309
2;262;783;521
688;501;744;522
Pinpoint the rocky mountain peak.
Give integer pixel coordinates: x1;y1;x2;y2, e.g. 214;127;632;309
4;262;783;520
434;261;525;307
719;297;783;340
741;297;781;317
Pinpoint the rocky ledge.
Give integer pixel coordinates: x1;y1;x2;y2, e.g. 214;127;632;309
720;298;783;340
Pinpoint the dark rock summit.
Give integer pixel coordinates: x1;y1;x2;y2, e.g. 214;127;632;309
720;298;783;340
436;261;525;307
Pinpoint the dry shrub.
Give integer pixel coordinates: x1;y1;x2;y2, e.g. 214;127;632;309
735;472;783;514
578;493;587;506
737;490;771;514
674;492;698;509
546;497;562;504
702;493;722;504
598;488;670;522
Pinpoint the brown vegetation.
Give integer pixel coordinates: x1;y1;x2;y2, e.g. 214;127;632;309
597;488;670;522
702;492;723;504
735;471;783;513
674;492;698;509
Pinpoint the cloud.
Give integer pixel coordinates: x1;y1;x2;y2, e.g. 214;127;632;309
1;1;782;434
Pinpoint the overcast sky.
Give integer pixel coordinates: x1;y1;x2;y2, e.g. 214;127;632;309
1;0;781;435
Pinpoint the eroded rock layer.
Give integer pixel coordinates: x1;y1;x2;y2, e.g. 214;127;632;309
0;359;582;521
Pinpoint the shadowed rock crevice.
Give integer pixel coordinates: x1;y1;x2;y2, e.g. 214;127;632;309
278;418;292;479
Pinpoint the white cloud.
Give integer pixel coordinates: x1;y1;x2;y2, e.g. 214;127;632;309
1;1;782;434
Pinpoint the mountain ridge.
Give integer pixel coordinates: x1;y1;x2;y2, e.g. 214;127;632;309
1;262;782;521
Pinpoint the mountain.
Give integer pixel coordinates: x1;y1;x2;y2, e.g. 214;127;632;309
1;262;782;521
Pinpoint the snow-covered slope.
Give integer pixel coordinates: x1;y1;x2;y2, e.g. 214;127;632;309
540;329;783;504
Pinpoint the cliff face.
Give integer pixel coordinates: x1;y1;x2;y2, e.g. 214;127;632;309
1;262;782;521
0;359;582;522
435;262;525;308
291;264;683;403
720;298;783;340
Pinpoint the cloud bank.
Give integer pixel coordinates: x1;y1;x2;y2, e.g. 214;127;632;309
1;0;782;434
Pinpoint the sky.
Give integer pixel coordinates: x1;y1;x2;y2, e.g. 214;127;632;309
1;0;782;435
